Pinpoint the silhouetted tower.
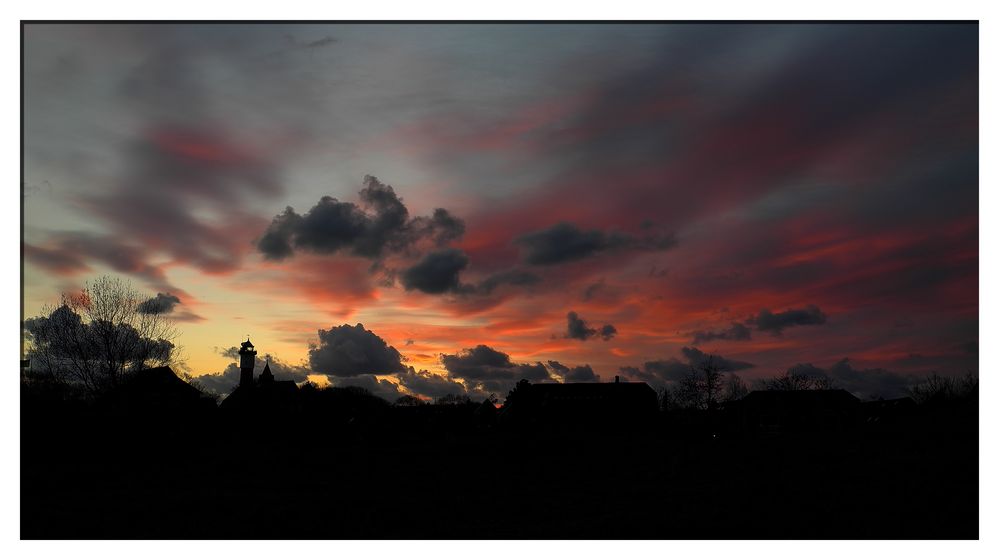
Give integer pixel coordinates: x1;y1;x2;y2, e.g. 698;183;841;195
238;338;257;388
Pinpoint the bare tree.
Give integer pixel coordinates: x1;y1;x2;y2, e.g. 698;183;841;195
763;368;829;391
676;357;725;410
433;393;473;406
907;372;977;405
656;386;680;412
23;276;180;394
722;373;749;402
394;395;426;407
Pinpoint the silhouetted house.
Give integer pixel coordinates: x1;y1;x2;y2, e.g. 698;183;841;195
99;366;216;419
500;378;658;431
732;389;860;436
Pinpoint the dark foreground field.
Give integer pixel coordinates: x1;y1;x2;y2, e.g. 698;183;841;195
21;405;977;539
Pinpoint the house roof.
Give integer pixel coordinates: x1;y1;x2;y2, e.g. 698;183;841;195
106;366;204;402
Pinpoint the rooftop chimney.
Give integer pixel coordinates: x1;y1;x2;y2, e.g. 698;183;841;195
615;375;620;383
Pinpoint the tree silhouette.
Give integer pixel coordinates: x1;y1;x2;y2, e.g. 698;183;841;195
23;276;179;394
433;393;473;406
722;373;749;401
762;368;835;391
676;357;725;409
395;394;425;406
503;379;532;408
907;372;978;405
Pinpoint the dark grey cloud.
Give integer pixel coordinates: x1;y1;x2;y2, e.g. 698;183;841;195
515;221;676;266
191;363;243;396
24;232;178;295
581;280;605;301
441;344;551;394
546;361;600;382
396;367;469;399
621;346;755;385
399;249;540;296
681;347;756;372
565;311;617;341
475;269;542;295
824;358;914;399
258;175;465;261
400;248;469;294
774;359;916;400
619;360;689;385
750;305;827;335
23;242;89;275
216;346;241;360
691;321;752;344
74;125;284;280
308;323;405;377
411;208;467;247
137;292;181;315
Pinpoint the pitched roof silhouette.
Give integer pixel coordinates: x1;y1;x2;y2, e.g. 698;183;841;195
117;366;204;401
99;366;211;416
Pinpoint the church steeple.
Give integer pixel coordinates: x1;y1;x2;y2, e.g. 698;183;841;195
238;338;257;388
259;362;274;385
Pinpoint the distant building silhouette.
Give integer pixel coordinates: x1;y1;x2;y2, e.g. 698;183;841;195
221;338;299;416
732;389;860;436
500;378;658;430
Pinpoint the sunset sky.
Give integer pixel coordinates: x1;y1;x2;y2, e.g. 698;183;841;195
22;22;978;401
